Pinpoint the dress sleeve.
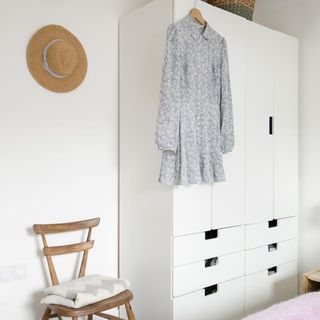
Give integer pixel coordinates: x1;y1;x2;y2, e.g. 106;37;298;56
220;38;235;154
155;24;181;152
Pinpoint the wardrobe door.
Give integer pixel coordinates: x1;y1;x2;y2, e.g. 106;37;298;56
274;32;299;219
173;185;212;236
207;4;246;228
246;24;274;224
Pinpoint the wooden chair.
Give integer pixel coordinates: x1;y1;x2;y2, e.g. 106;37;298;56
33;218;135;320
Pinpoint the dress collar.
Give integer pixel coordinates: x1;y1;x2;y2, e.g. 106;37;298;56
184;15;217;41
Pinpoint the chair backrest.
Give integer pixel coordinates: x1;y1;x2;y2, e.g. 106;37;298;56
33;218;100;286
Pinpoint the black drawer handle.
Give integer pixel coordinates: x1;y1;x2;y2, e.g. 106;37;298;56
205;229;218;240
268;219;278;228
205;257;218;268
268;266;278;276
268;243;278;252
204;284;218;296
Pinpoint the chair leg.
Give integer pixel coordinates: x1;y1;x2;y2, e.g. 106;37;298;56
125;302;135;320
42;308;51;320
88;315;93;320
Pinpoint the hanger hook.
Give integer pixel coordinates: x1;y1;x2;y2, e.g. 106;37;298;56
194;0;199;8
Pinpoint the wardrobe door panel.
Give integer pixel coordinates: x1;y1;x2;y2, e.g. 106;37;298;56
274;32;299;219
173;185;212;237
208;5;246;229
246;24;274;224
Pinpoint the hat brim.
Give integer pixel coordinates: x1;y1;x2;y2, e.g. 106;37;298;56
27;25;87;93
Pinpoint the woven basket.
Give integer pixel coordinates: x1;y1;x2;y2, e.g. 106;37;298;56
204;0;256;20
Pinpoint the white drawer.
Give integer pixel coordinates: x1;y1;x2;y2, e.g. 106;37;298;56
173;251;244;297
173;277;244;320
246;216;297;249
245;261;298;316
173;226;244;267
245;239;297;275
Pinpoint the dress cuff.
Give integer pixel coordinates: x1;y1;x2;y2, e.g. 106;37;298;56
157;142;177;153
221;142;234;154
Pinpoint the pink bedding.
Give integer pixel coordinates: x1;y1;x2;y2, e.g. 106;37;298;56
245;292;320;320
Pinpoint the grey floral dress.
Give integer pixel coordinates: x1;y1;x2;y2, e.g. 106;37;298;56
156;15;234;185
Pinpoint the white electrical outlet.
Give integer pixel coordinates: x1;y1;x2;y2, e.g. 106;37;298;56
0;263;28;283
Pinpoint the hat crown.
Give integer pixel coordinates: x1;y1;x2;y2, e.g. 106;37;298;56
46;40;78;77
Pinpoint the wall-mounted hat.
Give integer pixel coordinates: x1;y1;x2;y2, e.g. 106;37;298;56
26;25;87;93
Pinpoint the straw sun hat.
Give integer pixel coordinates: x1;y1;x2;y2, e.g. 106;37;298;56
26;25;87;93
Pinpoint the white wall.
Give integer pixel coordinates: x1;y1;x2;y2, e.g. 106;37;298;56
0;0;149;318
254;0;320;275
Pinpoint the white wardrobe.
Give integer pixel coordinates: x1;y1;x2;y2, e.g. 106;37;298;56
119;1;299;319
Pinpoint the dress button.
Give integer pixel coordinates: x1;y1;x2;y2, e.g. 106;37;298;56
197;116;200;120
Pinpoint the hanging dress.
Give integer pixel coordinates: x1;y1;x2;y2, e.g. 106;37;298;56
155;15;234;185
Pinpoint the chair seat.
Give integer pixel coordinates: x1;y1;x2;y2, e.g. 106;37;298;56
48;289;133;317
42;274;130;309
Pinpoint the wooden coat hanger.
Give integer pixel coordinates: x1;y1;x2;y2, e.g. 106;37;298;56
190;0;207;26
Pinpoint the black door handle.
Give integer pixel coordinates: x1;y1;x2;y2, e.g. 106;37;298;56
269;116;273;135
